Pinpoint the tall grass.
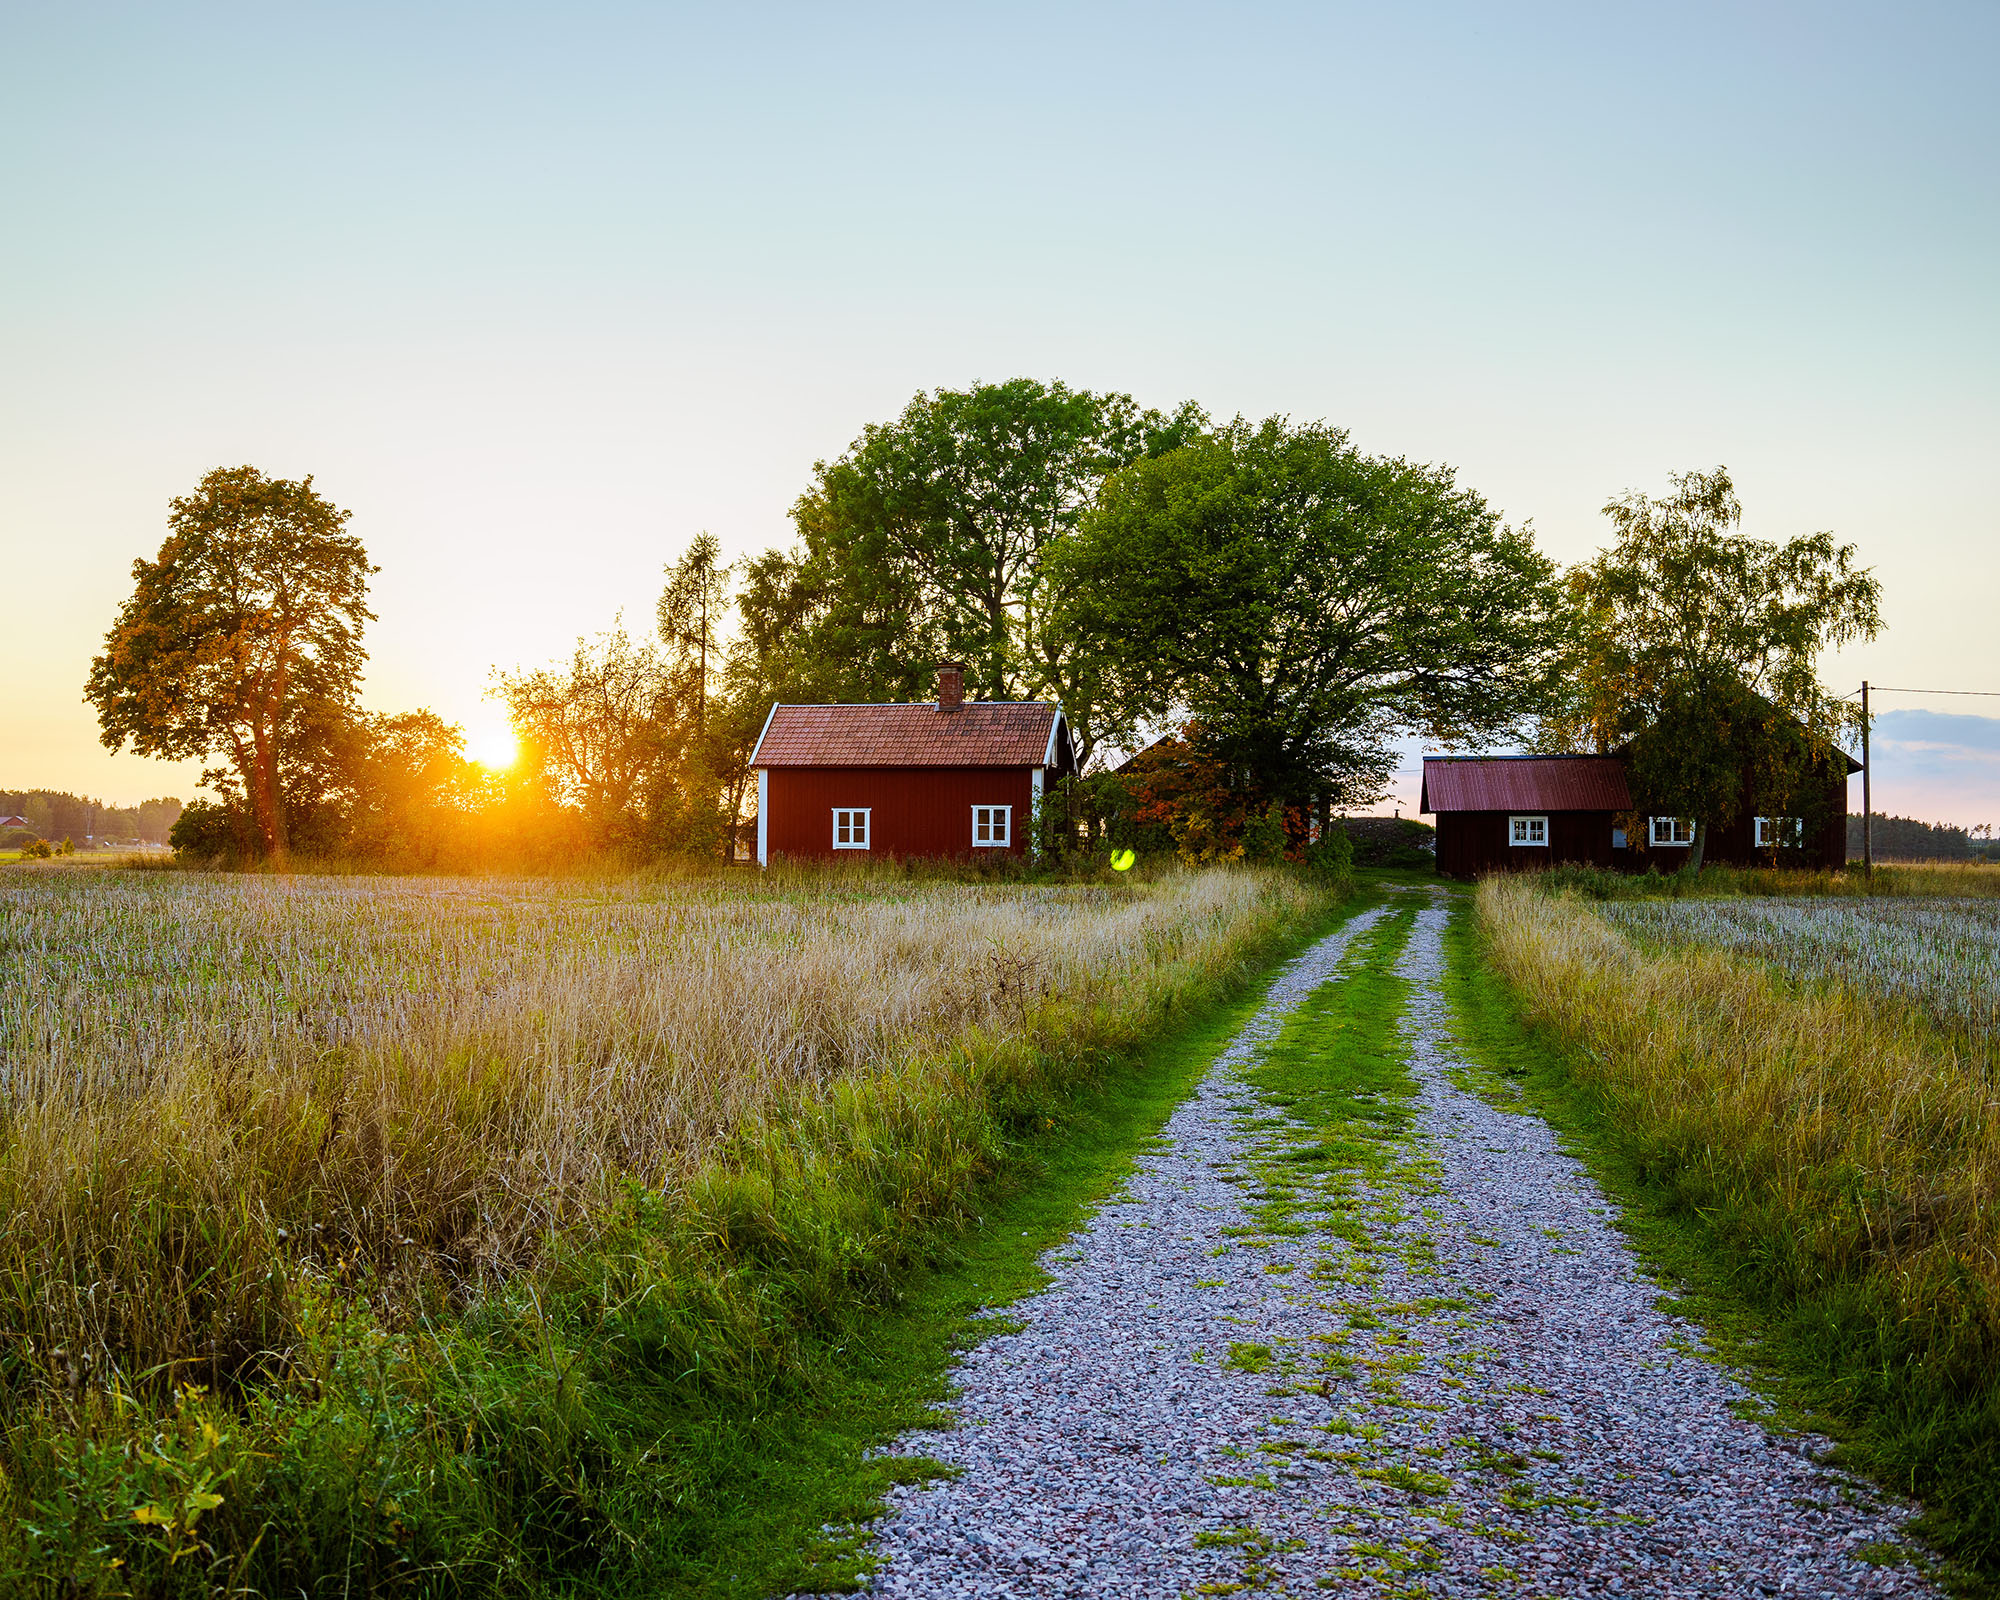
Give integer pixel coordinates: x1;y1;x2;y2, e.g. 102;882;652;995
0;864;1329;1595
1475;875;2000;1577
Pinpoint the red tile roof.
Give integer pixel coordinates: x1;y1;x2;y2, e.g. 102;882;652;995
1421;756;1631;813
752;702;1062;768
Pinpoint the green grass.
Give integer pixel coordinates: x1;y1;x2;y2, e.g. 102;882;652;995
1441;895;1988;1596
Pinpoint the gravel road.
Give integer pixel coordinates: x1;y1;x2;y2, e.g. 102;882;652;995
837;897;1939;1598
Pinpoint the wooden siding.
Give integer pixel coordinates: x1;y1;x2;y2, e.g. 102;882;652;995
1435;810;1617;878
765;766;1039;860
1625;773;1850;871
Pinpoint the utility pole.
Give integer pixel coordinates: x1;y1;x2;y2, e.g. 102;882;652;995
1861;679;1872;876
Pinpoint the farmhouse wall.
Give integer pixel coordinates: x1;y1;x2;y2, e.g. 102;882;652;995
1434;809;1619;877
765;765;1036;860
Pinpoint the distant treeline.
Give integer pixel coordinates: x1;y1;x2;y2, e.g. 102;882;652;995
1848;813;1998;862
0;790;181;844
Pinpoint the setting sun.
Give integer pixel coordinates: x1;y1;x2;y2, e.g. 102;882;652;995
465;711;519;771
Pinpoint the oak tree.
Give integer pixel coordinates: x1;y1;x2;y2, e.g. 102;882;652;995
1051;417;1564;809
87;466;375;864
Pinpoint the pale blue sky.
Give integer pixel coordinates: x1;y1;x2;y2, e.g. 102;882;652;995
4;2;1995;822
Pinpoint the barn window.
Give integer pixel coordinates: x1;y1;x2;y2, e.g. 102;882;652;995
1755;816;1802;849
832;808;871;849
971;805;1011;847
1508;815;1548;847
1650;816;1695;846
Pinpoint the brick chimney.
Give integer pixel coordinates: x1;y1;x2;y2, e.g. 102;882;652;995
935;662;965;713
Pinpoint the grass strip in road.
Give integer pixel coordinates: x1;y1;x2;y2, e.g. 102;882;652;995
1447;880;1999;1596
662;889;1379;1598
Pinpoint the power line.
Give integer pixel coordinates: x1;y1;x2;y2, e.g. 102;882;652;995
1868;685;2000;697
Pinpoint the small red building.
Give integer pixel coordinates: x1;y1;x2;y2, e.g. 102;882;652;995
750;665;1076;864
1421;749;1856;877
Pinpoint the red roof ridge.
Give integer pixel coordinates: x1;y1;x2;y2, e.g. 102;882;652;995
1420;753;1631;814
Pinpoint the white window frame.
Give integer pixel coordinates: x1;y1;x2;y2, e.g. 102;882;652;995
1650;816;1695;847
1508;814;1548;848
831;808;871;850
1755;815;1802;849
971;804;1011;848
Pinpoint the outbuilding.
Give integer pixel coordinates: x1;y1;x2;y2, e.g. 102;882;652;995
750;664;1076;864
1421;747;1857;877
1421;756;1632;877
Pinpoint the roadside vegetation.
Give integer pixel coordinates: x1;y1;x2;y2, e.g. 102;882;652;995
0;861;1337;1597
1470;873;2000;1584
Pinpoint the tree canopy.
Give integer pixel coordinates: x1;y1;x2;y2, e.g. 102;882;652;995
1050;417;1564;809
1548;466;1883;865
86;466;376;863
755;378;1205;765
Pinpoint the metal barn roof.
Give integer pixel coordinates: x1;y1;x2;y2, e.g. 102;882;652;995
751;701;1063;768
1420;755;1632;813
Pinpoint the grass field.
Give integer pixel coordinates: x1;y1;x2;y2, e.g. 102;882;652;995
0;862;1338;1597
1473;874;2000;1587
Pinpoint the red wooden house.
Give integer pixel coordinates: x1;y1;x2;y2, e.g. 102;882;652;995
1421;748;1856;877
750;665;1076;864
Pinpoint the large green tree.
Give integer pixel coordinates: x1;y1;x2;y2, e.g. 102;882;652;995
1051;417;1564;807
758;378;1205;765
86;466;376;864
1550;466;1882;867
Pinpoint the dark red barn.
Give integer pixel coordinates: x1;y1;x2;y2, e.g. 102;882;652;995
751;665;1076;864
1422;756;1633;876
1422;747;1856;877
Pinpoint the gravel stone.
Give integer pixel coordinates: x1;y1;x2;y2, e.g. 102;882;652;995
826;898;1938;1597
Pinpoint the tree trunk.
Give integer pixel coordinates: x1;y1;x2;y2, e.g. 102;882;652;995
232;725;286;866
1688;819;1707;872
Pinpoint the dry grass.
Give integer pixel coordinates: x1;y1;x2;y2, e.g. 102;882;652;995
0;864;1316;1392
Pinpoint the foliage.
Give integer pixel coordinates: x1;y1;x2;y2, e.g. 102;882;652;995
657;531;732;737
752;379;1205;765
165;798;249;863
1474;875;2000;1584
490;623;714;857
1115;728;1261;861
659;533;761;859
1547;466;1882;867
86;466;377;864
1051;416;1564;809
1330;815;1437;868
0;865;1328;1595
